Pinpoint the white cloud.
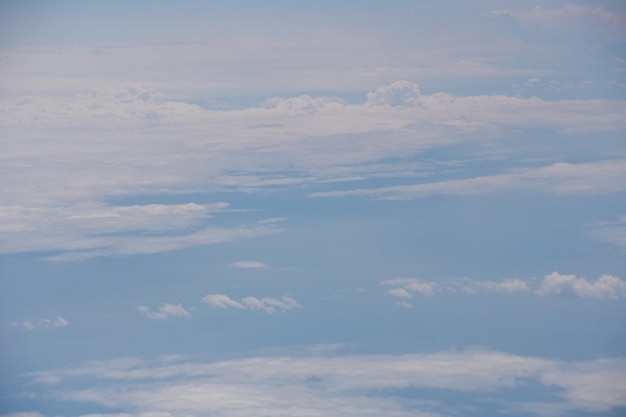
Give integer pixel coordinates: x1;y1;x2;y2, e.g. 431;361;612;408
536;272;626;300
490;5;626;33
26;349;626;416
387;288;413;299
367;80;421;107
202;294;300;314
201;294;245;310
136;304;190;320
0;201;279;261
312;160;626;200
474;279;530;294
3;79;626;259
381;273;626;303
589;216;626;251
230;261;270;269
10;316;69;330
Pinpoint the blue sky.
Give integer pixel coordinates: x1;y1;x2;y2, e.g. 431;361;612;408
1;1;625;416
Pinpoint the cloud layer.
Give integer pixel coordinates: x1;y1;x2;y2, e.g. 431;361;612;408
25;348;626;417
3;80;625;259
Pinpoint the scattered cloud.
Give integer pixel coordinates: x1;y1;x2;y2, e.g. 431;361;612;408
202;294;300;314
136;304;190;320
381;273;625;306
536;272;626;300
25;349;626;416
10;316;69;330
382;278;437;297
230;261;270;269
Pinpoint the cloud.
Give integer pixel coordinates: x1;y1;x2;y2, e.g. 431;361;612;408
381;273;626;304
230;261;270;269
3;80;626;260
202;294;300;314
0;202;280;262
382;278;437;296
25;349;626;416
367;80;421;107
536;272;626;300
200;294;245;310
589;216;626;251
386;287;413;299
262;95;345;116
490;5;626;33
0;413;46;417
136;304;190;320
10;316;69;330
311;160;626;200
41;222;281;262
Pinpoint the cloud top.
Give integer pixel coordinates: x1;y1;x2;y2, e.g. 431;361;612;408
382;272;625;307
10;316;69;330
202;294;300;314
367;81;421;107
136;304;191;319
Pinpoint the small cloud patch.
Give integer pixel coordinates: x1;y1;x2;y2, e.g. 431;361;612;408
136;303;191;319
202;293;300;314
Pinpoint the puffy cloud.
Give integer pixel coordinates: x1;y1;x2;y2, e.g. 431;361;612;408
367;81;421;107
381;273;626;304
136;304;190;320
202;294;300;314
10;316;69;330
201;294;245;310
536;272;626;300
26;349;626;416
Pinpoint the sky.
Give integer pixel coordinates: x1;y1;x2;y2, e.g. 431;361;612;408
0;1;625;416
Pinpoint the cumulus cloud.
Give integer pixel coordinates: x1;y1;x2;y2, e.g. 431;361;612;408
367;81;421;107
136;304;190;320
202;294;300;314
10;316;69;330
381;273;626;304
25;349;626;416
536;272;626;300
